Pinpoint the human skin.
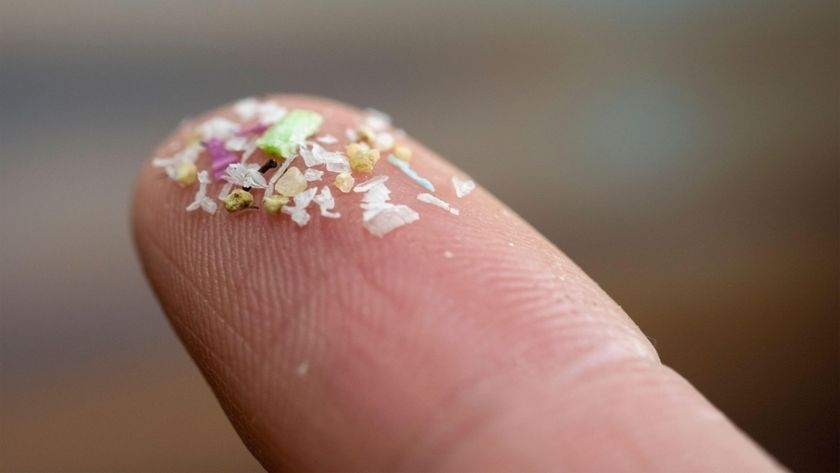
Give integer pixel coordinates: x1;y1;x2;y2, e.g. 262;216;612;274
133;95;783;472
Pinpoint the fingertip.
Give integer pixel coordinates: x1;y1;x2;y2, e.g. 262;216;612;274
132;94;779;472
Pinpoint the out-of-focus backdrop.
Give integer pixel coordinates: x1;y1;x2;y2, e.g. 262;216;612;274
1;1;837;471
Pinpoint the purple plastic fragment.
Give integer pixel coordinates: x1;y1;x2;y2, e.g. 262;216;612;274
204;138;240;179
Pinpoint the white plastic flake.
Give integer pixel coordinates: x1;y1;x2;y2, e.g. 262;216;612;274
233;97;259;120
452;176;476;198
223;163;268;189
375;132;395;150
303;168;323;182
299;143;321;167
225;135;252;152
314;187;340;218
152;142;202;181
359;181;419;237
186;170;218;214
257;101;287;125
417;193;459;215
316;134;338;144
234;97;287;125
281;186;317;226
363;204;419;237
363;108;391;131
300;142;347;171
198;117;239;141
353;175;389;193
217;181;234;200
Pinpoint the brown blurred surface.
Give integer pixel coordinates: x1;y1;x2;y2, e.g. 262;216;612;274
1;1;837;471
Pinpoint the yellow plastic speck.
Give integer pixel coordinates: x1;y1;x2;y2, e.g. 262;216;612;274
334;172;355;193
392;145;412;162
262;194;289;214
173;161;198;186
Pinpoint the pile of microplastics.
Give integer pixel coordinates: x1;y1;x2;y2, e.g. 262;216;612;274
153;98;476;237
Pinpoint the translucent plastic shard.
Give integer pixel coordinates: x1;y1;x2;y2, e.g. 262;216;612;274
387;155;435;191
303;168;324;182
281;186;318;226
353;175;389;193
324;153;351;173
186;170;218;214
257;110;323;158
300;143;349;173
314;187;340;218
363;205;419;237
358;181;419;236
417;193;459;215
452;176;476;198
316;134;338;144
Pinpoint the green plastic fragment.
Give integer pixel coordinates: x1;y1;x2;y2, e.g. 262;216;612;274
257;109;323;158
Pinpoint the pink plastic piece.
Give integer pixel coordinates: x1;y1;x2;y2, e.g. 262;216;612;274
204;138;239;179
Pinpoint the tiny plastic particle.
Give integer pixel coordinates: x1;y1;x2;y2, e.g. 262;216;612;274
452;176;476;198
335;172;355;193
356;127;377;145
274;166;308;197
173;161;197;186
257;109;323;158
375;132;395;151
346;143;381;173
387;155;434;191
223;189;254;212
303;168;324;182
263;194;289;214
392;145;412;162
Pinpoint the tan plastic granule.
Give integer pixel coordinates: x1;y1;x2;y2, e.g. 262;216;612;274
263;194;289;214
356;127;376;145
346;143;380;173
274;167;308;196
223;189;254;212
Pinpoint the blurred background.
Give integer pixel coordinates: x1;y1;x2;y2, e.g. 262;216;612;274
1;0;837;471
